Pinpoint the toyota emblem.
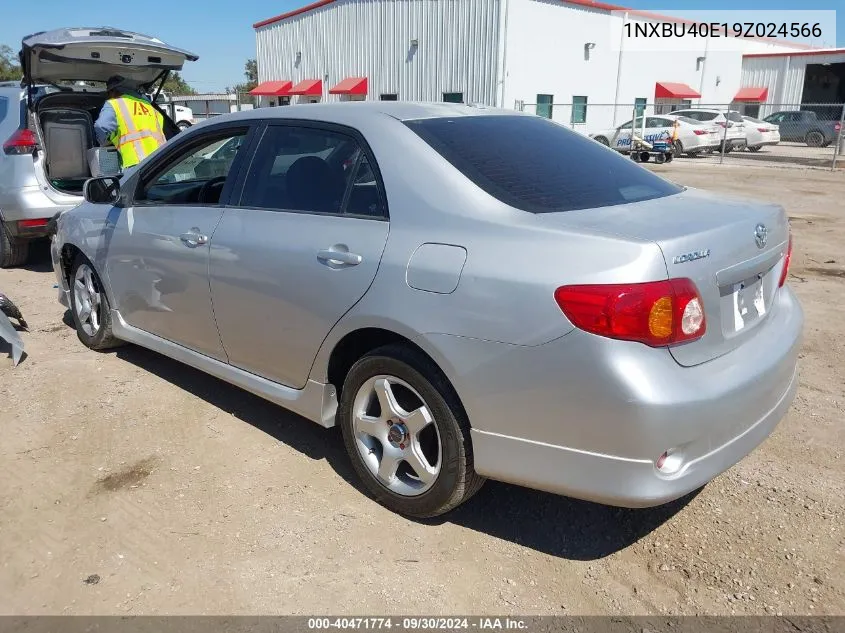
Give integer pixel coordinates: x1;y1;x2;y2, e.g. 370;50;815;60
754;223;768;249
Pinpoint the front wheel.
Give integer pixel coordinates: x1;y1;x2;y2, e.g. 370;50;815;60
177;121;192;131
69;255;123;350
338;345;485;518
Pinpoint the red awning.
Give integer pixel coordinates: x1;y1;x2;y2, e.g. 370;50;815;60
654;82;701;99
289;79;323;96
733;87;769;102
249;80;293;96
329;77;368;95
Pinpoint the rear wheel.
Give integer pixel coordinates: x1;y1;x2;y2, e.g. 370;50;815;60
748;145;762;152
338;345;485;518
673;140;684;156
0;220;30;268
177;121;192;131
69;255;123;350
805;130;825;147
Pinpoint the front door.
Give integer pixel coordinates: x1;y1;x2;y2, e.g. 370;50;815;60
106;126;252;360
209;122;390;389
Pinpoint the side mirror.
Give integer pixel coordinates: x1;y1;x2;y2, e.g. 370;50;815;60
83;176;121;205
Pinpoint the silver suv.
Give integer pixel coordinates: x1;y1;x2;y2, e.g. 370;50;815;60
0;27;197;267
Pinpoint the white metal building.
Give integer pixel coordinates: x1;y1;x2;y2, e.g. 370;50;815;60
252;0;808;132
740;48;845;118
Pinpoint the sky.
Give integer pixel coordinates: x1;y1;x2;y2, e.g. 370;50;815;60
1;0;842;93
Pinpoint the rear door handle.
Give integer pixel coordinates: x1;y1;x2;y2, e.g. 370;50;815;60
317;247;362;267
179;228;208;248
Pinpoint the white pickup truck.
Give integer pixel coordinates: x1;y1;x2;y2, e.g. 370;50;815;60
149;91;195;130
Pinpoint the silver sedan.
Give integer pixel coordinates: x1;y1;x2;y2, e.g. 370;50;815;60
51;102;803;518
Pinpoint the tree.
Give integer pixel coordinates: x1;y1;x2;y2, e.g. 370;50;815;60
0;44;22;82
161;71;196;95
227;59;258;94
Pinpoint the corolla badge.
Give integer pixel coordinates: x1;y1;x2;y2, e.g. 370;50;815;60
754;223;768;249
672;248;711;264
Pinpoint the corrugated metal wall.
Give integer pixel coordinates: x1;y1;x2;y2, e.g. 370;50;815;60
255;0;502;104
741;53;845;116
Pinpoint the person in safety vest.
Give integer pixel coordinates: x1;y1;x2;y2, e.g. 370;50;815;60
94;75;166;169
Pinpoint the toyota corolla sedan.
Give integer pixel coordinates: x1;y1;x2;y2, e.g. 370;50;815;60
51;102;803;518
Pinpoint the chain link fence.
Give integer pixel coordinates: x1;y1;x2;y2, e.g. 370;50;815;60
515;100;845;171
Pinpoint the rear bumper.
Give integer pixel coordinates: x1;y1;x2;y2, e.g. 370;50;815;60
0;184;78;237
470;366;797;507
423;286;803;507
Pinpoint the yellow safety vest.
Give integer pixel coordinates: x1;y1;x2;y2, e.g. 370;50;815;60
108;95;166;168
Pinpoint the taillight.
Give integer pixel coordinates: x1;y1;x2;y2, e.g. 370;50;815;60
716;122;727;128
554;278;706;347
758;127;769;133
693;129;708;136
778;233;793;288
835;123;841;131
18;219;48;228
3;129;37;155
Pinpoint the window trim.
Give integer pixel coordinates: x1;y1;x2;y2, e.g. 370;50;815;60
130;122;257;208
228;119;390;221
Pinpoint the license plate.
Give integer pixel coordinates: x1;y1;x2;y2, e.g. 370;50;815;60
732;276;766;332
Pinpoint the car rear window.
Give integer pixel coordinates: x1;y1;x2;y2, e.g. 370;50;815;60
679;116;703;126
404;115;682;213
727;111;744;123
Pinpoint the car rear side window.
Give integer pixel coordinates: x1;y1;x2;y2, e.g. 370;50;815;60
0;96;8;124
405;115;682;213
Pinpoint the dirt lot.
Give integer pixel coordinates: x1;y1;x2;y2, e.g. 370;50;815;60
1;162;843;616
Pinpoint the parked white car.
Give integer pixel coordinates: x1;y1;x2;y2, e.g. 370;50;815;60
742;116;781;152
590;114;721;156
668;109;747;152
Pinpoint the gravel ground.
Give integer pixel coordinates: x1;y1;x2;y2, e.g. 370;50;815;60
0;162;843;616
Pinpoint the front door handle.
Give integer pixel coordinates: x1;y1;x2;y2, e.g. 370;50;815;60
179;228;208;248
317;246;363;267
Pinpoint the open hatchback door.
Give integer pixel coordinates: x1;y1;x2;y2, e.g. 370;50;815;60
20;27;199;94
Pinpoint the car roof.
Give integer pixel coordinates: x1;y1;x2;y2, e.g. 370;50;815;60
204;101;522;127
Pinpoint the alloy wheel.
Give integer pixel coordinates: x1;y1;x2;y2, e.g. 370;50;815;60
73;263;102;337
352;375;442;497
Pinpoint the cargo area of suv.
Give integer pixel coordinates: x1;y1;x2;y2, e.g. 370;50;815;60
0;27;198;267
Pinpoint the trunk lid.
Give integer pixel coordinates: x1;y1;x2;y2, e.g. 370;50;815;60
536;187;790;366
20;27;198;90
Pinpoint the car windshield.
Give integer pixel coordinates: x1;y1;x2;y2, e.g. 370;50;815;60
405;115;683;214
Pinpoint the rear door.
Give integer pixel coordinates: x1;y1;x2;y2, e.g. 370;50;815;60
107;124;254;360
208;121;390;389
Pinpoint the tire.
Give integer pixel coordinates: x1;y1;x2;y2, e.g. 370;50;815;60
748;145;762;152
673;140;684;156
805;131;825;147
338;344;485;518
177;121;191;131
68;255;123;351
593;136;610;147
0;220;30;268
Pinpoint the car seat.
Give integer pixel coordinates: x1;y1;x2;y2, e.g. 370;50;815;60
285;156;344;213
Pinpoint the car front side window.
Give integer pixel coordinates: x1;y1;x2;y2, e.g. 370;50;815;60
135;129;249;206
